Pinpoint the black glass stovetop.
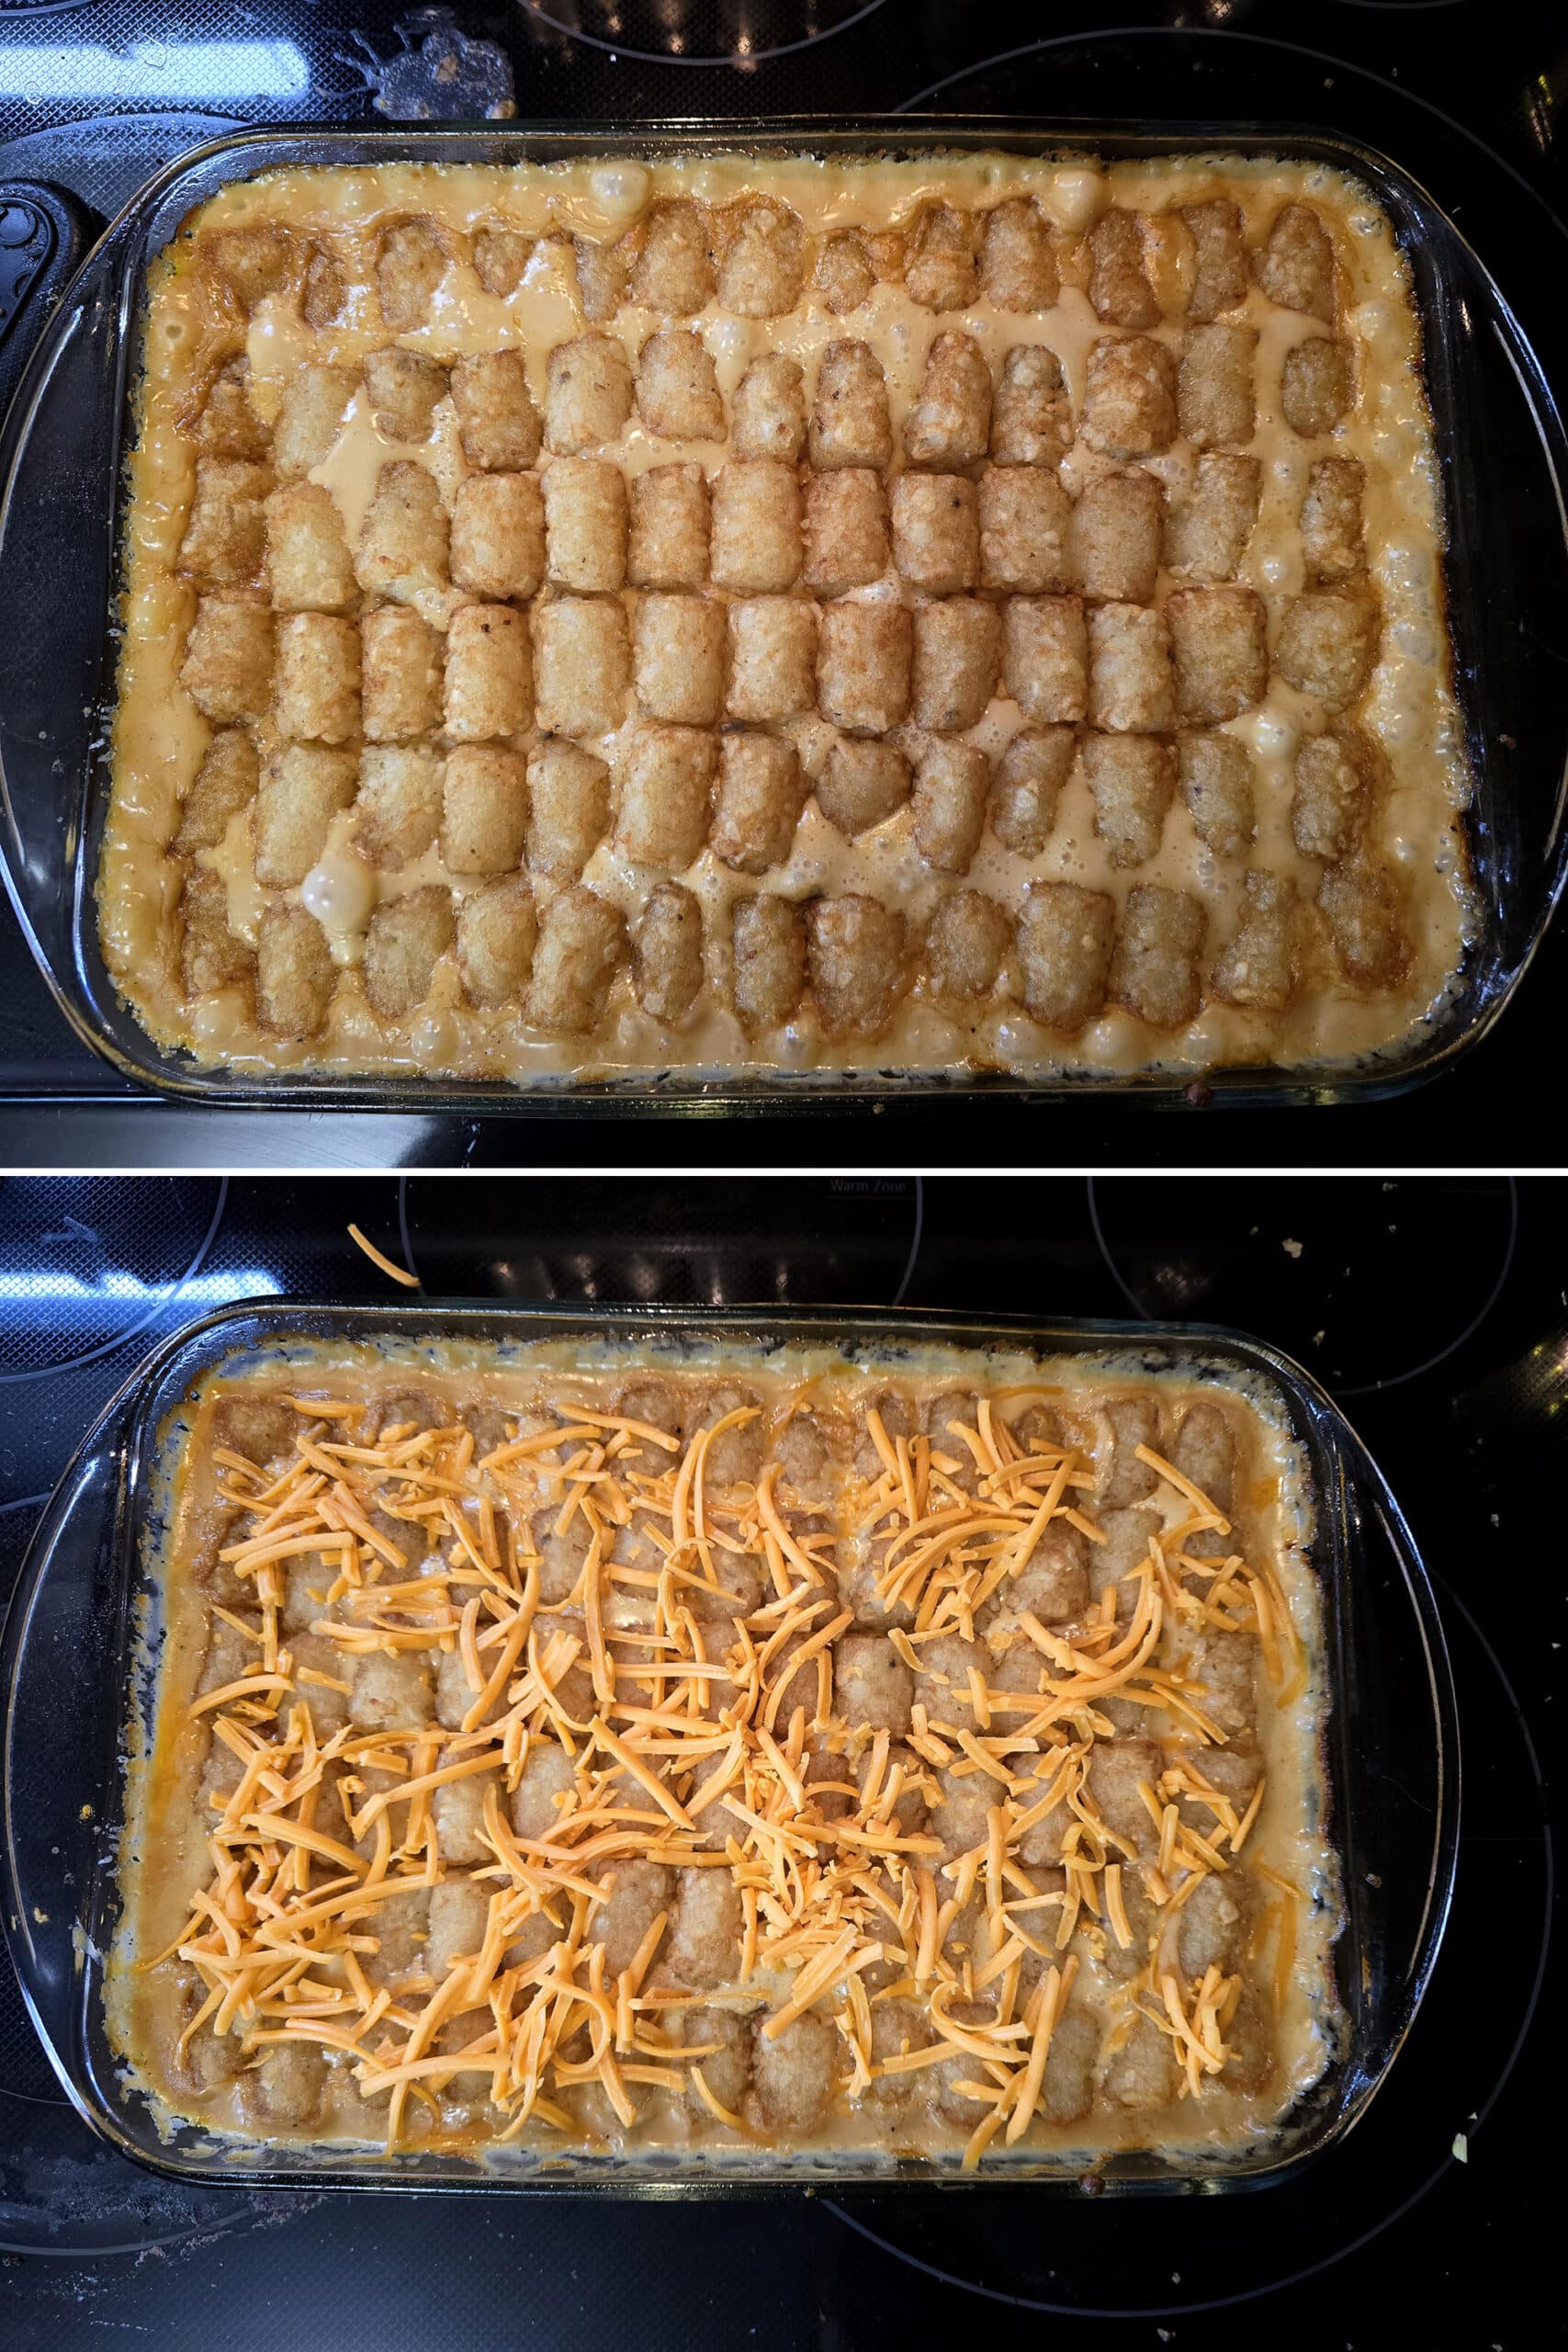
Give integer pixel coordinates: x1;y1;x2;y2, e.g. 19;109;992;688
0;1;1565;1167
0;1174;1556;2345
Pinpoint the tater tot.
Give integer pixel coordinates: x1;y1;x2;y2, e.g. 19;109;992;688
980;195;1058;311
726;596;818;721
254;743;356;888
300;243;343;329
179;868;252;997
443;742;527;874
179;457;269;587
355;461;449;605
1317;854;1408;986
1162;450;1260;582
1016;880;1115;1031
927;888;1010;1001
449;471;545;600
181;595;275;722
1211;868;1296;1011
911;598;1000;733
709;459;802;594
264;481;355;615
363;885;455;1018
1292;730;1366;859
472;222;531;299
1082;335;1178;459
732;353;806;462
543;456;627;594
1168;583;1266;723
1301;456;1366;582
890;471;978;594
718;197;807;317
361;606;441;743
197;356;270;462
1256;202;1337;322
1088;601;1172;732
802;469;888;596
630;199;715;315
525;739;610;881
354;743;443;870
457;874;536;1009
816;739;910;838
991;345;1072;467
912;741;990;873
532;595;630;737
377;217;447;330
1179;322;1257;448
978;464;1073;595
543;333;633;456
627;462;709;589
615;723;716;869
273;612;359;743
904;332;992;469
451;348;541;471
1273;587;1379;707
1179;728;1255;856
444;602;532;741
833;1632;913;1733
731;895;806;1027
571;232;629;322
1280;335;1354;436
907;203;980;311
1089;207;1159;328
633;881;704;1022
818;228;881;314
1001;595;1087;724
807;895;905;1038
636;329;724;442
711;732;808;874
989;725;1074;854
363;345;447;443
526;885;625;1031
816;601;911;733
256;901;333;1036
1181;198;1248;322
1083;732;1175;866
630;591;726;726
273;364;355;481
809;341;893;472
1071;466;1163;605
172;729;258;854
667;1865;742;1989
1109;884;1205;1026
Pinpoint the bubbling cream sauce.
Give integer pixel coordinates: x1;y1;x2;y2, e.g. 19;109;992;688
100;153;1473;1087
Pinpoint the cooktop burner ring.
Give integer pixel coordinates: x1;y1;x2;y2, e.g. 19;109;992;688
516;0;887;69
1084;1174;1517;1398
0;1179;229;1388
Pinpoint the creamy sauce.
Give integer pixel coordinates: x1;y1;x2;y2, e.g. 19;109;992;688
107;1337;1343;2177
99;153;1472;1087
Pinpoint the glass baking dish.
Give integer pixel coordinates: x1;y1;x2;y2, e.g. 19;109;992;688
0;116;1565;1114
0;1298;1458;2197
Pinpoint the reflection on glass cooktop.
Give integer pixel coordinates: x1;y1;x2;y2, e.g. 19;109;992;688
0;1177;1556;2343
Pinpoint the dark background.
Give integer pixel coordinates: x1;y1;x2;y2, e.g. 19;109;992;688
0;0;1565;1166
0;1171;1557;2346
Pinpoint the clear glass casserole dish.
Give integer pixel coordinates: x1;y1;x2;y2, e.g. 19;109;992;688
0;1299;1458;2195
0;116;1565;1113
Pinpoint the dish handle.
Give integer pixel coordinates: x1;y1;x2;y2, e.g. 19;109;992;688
0;1380;133;2098
1436;230;1568;1008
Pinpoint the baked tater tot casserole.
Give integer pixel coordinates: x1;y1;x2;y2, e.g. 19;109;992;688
109;1342;1344;2172
97;152;1471;1087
